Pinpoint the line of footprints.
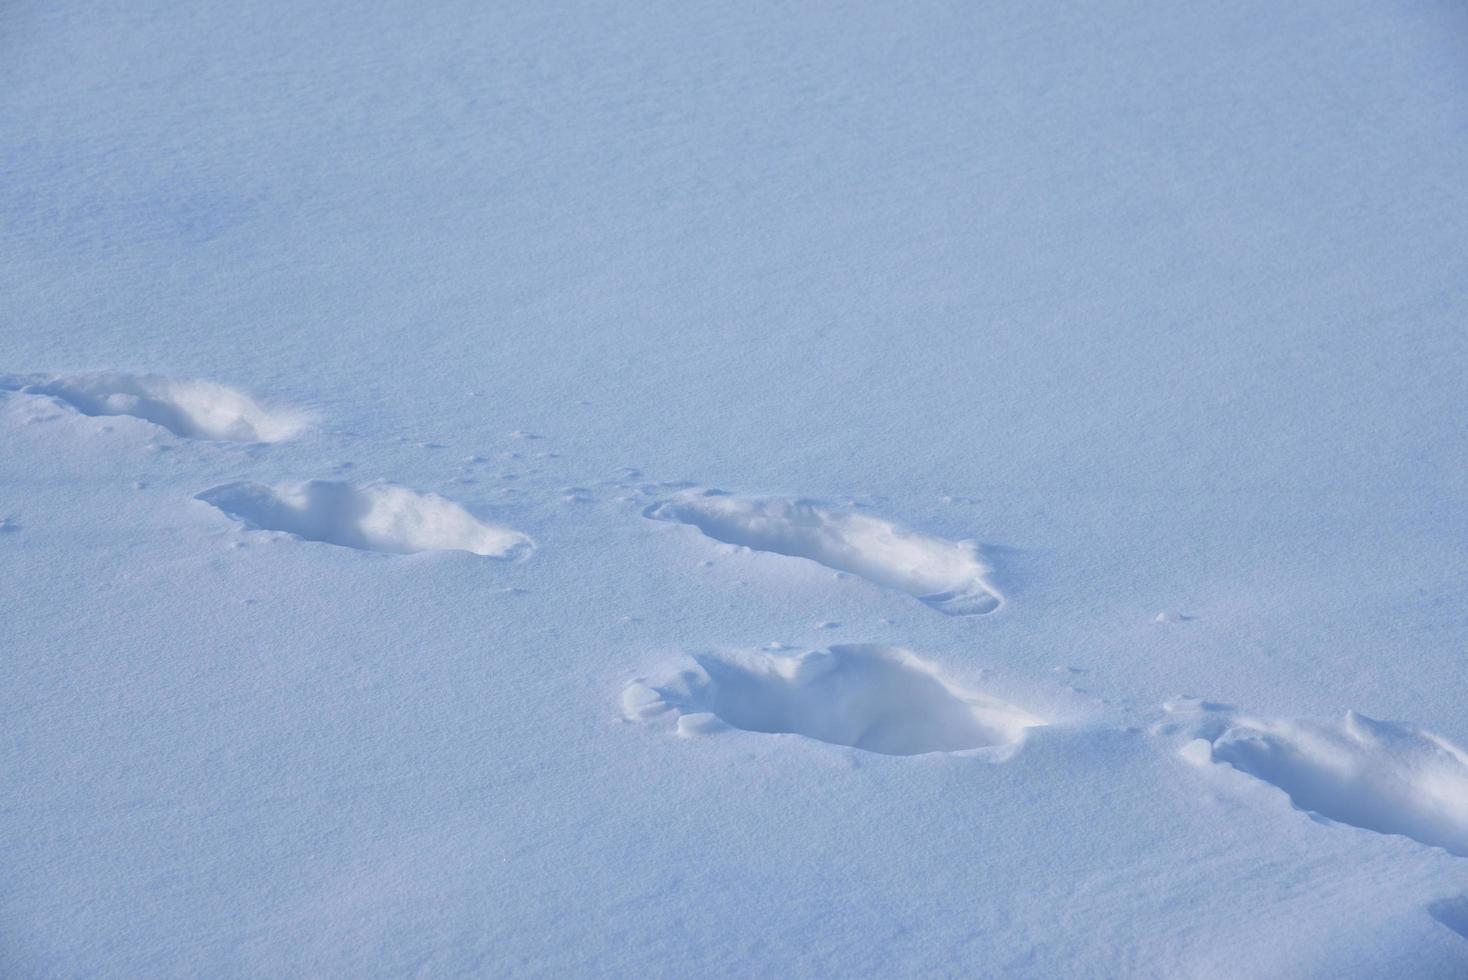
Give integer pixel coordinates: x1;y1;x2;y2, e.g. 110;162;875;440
5;370;1468;935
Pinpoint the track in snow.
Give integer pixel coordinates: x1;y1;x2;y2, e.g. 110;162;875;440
1183;708;1468;857
624;644;1042;756
197;480;533;558
1;372;307;442
644;490;1002;615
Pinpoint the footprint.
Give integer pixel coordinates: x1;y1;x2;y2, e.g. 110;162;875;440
196;480;533;558
643;490;1002;615
1183;709;1468;857
1;372;307;442
623;644;1043;756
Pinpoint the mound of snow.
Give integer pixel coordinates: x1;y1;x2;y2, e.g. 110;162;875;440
196;480;533;558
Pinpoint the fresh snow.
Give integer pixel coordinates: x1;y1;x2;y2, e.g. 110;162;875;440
4;0;1468;976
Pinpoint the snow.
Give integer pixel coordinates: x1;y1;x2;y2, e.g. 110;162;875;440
3;0;1468;975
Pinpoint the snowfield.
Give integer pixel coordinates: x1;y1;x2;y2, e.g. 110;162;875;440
3;0;1468;976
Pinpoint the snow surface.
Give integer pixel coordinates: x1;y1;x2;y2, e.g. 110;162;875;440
3;0;1468;976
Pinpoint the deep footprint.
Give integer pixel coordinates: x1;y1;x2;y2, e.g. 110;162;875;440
1;372;307;442
624;644;1043;756
197;480;533;557
643;490;1002;615
1186;709;1468;857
